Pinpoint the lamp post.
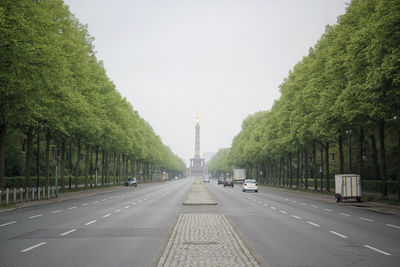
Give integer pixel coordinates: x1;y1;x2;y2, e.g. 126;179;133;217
346;130;353;173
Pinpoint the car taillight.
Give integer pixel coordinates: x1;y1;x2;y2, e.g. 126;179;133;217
256;184;258;186
244;184;247;186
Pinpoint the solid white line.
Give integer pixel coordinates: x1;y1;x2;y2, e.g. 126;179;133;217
29;214;43;219
330;231;348;239
280;210;287;214
270;206;276;210
51;210;62;214
102;213;111;218
68;207;77;210
60;229;76;236
291;215;301;219
307;221;320;227
324;209;333;212
20;242;47;252
360;217;374;222
124;206;130;209
115;209;122;213
340;213;350;217
364;245;391;256
85;220;97;226
0;221;17;227
387;224;400;229
82;203;89;206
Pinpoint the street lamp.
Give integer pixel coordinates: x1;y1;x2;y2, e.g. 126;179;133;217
346;130;353;173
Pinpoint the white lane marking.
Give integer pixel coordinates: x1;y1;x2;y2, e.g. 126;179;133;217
68;206;77;210
93;201;99;204
85;220;97;226
364;245;391;256
132;202;137;205
284;198;289;201
311;205;318;208
324;208;333;212
301;202;307;206
280;210;287;214
387;224;400;229
124;206;130;209
270;206;276;210
60;229;76;236
307;221;320;227
20;242;47;253
291;215;301;219
82;203;89;206
29;214;43;219
263;203;269;207
360;217;374;222
51;210;62;214
292;200;297;203
257;201;262;204
109;197;114;199
102;199;107;201
330;231;348;239
115;209;122;213
102;213;111;218
138;200;142;203
340;213;350;217
143;198;147;201
0;221;17;227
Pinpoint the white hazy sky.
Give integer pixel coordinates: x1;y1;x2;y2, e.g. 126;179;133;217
64;0;349;166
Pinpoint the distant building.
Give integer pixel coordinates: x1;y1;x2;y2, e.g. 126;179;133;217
203;152;215;162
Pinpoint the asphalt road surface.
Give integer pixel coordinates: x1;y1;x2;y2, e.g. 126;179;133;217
0;177;399;266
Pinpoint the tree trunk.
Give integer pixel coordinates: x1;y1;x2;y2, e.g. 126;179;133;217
61;138;65;190
101;150;105;186
95;145;99;187
339;133;344;174
370;133;380;182
114;153;117;185
68;137;72;189
121;154;125;182
45;128;51;192
90;146;93;187
106;151;109;186
0;122;5;189
36;127;40;191
325;142;330;192
296;151;300;189
358;126;365;186
25;127;33;190
397;119;400;201
289;152;293;188
84;144;89;188
313;142;317;191
379;118;387;197
305;149;308;189
320;143;324;192
75;138;81;189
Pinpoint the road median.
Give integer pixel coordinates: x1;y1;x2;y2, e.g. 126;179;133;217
183;178;217;205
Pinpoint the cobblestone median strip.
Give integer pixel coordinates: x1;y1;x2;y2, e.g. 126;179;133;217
157;214;260;267
183;179;217;205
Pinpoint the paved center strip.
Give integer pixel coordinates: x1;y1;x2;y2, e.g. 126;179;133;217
183;179;217;205
157;214;260;266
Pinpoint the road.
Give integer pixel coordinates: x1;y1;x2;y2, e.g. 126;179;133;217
0;177;399;266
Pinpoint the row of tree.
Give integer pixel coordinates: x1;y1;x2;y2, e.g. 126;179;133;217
208;0;400;198
0;0;186;191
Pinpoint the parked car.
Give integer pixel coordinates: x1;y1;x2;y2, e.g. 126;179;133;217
125;177;137;187
203;177;210;183
224;178;234;187
242;179;258;192
218;177;224;185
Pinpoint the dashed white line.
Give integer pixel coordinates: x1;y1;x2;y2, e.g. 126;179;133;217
360;217;374;222
339;213;350;217
102;213;111;218
82;203;89;206
138;200;142;203
387;224;400;229
330;231;348;239
270;206;276;210
291;215;301;219
292;200;298;203
301;202;307;206
263;203;269;207
29;214;43;219
280;210;287;214
307;221;320;227
132;202;137;205
124;206;130;209
60;229;76;236
93;201;99;204
0;221;17;227
284;198;290;201
102;199;107;201
311;205;318;208
68;207;77;210
51;210;62;214
364;245;391;256
20;242;47;252
115;209;122;213
257;201;262;204
324;208;333;212
85;220;97;226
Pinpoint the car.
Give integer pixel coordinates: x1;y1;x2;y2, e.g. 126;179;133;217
124;177;137;187
218;177;224;185
242;179;258;192
224;178;234;187
203;177;210;183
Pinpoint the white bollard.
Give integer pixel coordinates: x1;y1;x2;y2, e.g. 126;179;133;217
0;189;2;205
13;188;16;204
19;188;22;203
38;187;40;201
6;188;9;205
32;187;35;201
47;186;50;200
43;187;45;200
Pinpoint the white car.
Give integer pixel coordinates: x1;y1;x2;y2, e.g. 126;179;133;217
242;179;258;192
203;177;210;183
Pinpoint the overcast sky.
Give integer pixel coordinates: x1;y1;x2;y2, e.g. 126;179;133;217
64;0;349;166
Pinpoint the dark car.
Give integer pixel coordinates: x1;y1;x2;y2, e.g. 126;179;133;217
218;177;224;185
224;178;234;187
125;178;137;187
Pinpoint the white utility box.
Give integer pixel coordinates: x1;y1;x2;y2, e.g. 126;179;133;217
334;174;361;202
